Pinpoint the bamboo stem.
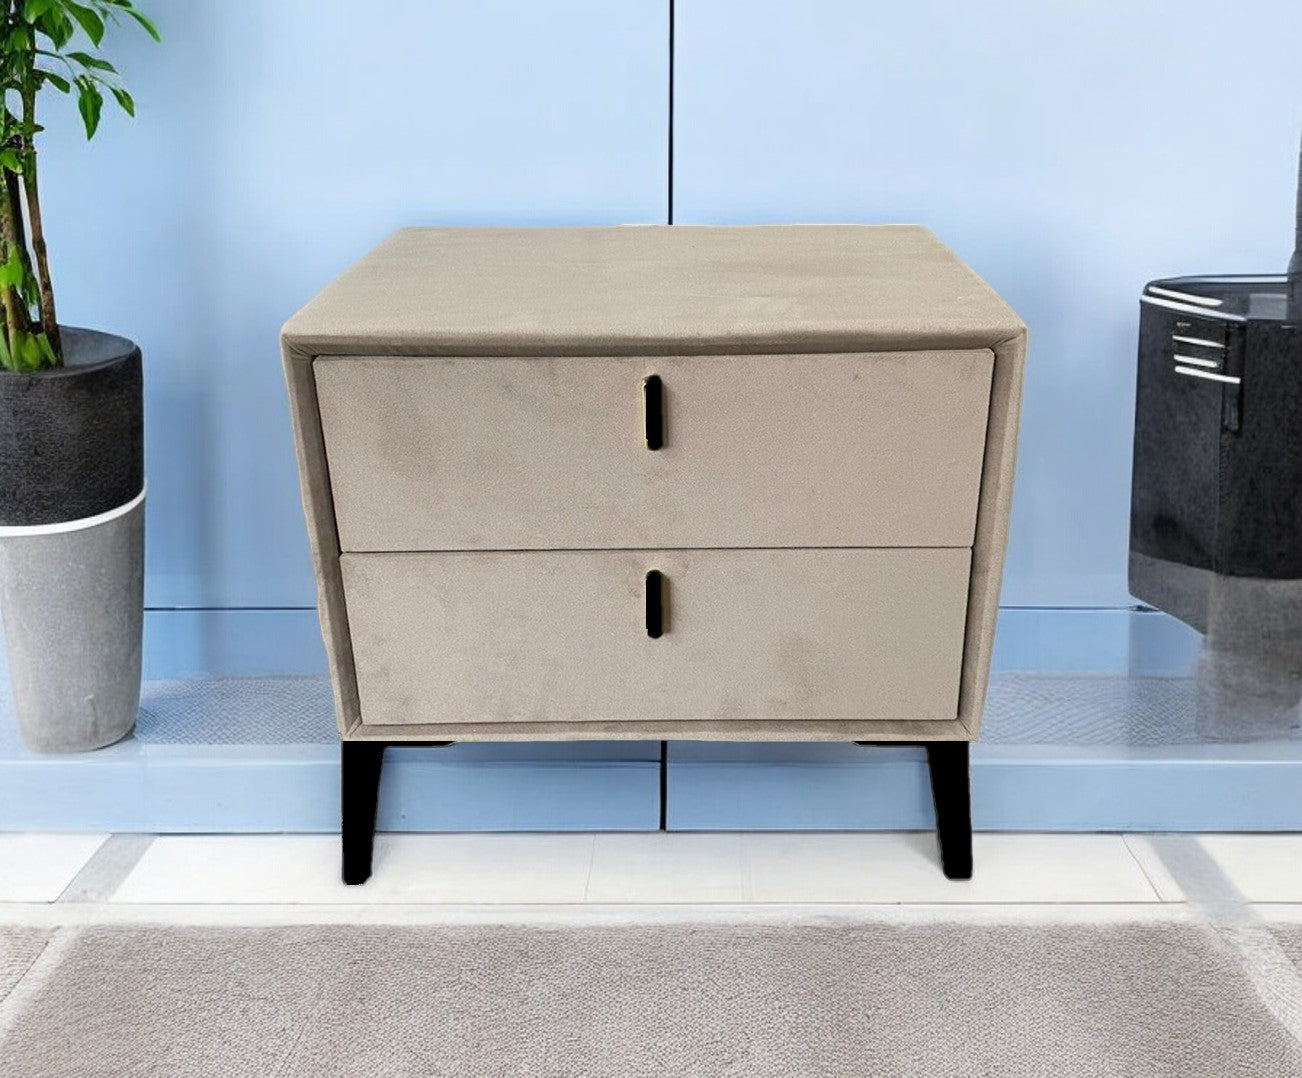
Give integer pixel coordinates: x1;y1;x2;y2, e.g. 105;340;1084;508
20;84;57;360
0;229;11;372
0;185;25;364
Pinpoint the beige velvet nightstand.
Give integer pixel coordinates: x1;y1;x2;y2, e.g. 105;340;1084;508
281;225;1026;882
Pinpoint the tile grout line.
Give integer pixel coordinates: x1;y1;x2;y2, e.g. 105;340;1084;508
1121;834;1179;903
1147;835;1302;1048
0;926;78;1046
739;833;754;903
0;900;1195;929
57;834;155;903
581;834;597;902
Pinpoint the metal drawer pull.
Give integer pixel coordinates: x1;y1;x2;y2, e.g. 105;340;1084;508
642;374;664;450
645;569;665;638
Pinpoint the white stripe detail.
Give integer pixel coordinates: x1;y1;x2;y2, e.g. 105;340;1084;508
1192;275;1287;284
1144;836;1302;1053
1148;285;1223;307
1175;366;1240;385
1141;294;1247;322
0;927;80;1042
1173;353;1221;369
0;485;145;538
1172;335;1225;350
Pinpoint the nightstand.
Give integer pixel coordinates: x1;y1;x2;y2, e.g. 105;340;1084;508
281;225;1026;883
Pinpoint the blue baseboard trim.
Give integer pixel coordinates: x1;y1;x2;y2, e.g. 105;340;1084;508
6;738;1299;834
0;742;661;832
131;605;1203;681
668;743;1302;832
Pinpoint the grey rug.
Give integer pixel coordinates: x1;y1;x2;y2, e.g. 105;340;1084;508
0;928;46;1002
2;921;1301;1077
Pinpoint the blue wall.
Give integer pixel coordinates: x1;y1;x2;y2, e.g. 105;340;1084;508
28;0;1302;659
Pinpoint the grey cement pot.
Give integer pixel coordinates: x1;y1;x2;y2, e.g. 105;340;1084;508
0;327;144;752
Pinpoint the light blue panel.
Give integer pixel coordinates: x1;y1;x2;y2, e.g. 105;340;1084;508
669;747;937;830
31;0;667;609
971;748;1302;832
674;0;1302;607
992;608;1199;676
378;749;659;832
143;609;327;677
0;742;660;832
669;744;1302;832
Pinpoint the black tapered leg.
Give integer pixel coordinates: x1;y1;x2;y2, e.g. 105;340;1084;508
341;741;385;885
925;742;973;880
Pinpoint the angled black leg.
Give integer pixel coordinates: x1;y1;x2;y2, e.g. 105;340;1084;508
925;742;973;880
341;740;385;885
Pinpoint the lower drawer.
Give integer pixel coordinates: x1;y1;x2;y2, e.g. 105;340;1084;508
340;548;971;728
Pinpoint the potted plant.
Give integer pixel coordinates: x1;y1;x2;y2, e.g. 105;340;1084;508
0;0;157;752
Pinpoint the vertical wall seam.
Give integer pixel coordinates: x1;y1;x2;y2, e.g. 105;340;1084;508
667;0;675;225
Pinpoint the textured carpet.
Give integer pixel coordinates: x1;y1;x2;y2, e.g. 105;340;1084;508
1275;925;1302;951
1;922;1301;1077
0;928;48;1002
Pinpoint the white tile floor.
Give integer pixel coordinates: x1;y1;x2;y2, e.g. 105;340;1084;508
1197;834;1302;903
112;832;1158;906
1;831;1298;907
0;833;107;902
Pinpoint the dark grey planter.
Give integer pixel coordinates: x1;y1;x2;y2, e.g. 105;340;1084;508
0;327;144;752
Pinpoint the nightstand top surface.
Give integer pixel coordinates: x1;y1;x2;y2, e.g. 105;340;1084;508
283;224;1023;357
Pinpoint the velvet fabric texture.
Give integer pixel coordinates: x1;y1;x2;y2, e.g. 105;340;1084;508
281;225;1026;741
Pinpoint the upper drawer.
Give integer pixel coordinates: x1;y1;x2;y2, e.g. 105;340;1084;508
315;351;993;552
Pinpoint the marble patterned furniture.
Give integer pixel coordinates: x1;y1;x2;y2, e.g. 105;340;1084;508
281;225;1027;883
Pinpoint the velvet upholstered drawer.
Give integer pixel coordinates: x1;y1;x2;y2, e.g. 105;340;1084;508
314;351;994;552
339;547;972;728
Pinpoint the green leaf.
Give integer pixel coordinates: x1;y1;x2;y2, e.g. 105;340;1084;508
23;0;58;22
63;1;105;46
123;6;160;42
0;249;24;289
19;267;39;308
68;49;115;72
110;85;133;116
76;78;103;139
7;23;32;50
35;332;57;366
17;331;43;371
46;11;74;48
39;70;71;93
0;149;23;172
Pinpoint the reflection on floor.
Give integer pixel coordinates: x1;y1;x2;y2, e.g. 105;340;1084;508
59;673;1302;747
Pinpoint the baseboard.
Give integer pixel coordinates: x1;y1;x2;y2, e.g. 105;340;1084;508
6;738;1297;833
0;741;661;832
667;743;1302;832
